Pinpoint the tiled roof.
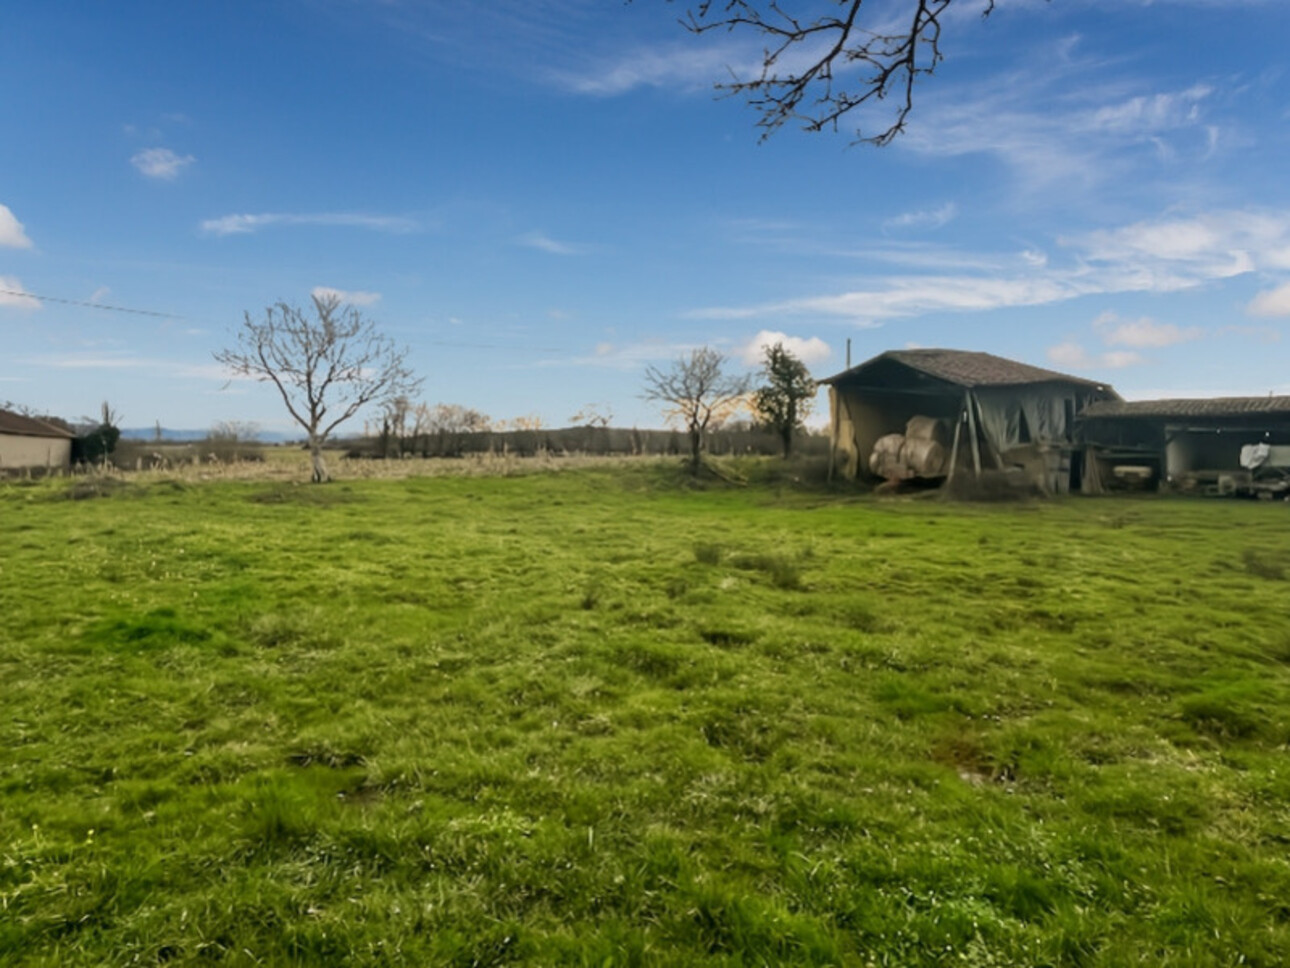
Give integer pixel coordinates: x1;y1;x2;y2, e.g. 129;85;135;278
0;408;76;438
1081;396;1290;419
823;348;1110;389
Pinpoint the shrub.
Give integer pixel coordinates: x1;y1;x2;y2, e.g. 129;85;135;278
693;541;723;565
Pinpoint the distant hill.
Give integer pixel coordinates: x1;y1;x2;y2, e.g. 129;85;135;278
119;427;299;444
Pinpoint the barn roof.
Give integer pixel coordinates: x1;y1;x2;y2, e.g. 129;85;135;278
1081;396;1290;420
821;348;1111;390
0;408;76;438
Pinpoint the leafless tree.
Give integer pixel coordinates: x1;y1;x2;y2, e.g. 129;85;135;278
379;395;415;457
425;403;492;435
642;347;750;472
675;0;998;145
214;294;421;482
570;403;614;428
420;403;492;456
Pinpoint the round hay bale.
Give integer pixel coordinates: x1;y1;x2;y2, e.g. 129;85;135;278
905;415;949;445
873;433;905;456
901;437;946;477
870;434;911;479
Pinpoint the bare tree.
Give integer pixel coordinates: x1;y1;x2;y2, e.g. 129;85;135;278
380;394;415;457
752;342;816;458
642;347;750;472
674;0;998;145
570;402;614;428
504;414;547;432
214;294;421;482
422;403;492;457
425;403;492;434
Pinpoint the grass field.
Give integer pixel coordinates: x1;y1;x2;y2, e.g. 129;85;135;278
2;460;1289;966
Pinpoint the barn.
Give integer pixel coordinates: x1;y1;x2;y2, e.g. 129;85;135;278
1078;396;1290;494
821;348;1120;493
0;408;76;476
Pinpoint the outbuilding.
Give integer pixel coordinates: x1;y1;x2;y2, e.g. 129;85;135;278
0;408;75;476
821;348;1119;492
1078;396;1290;494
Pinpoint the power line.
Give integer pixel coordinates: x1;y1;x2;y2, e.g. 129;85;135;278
2;288;567;351
0;288;186;320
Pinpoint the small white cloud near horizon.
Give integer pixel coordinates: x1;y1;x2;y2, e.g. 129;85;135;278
0;204;34;248
131;147;195;180
738;330;832;367
883;203;958;232
201;212;418;236
311;286;381;307
1047;341;1090;368
0;276;40;310
517;232;586;256
1248;281;1290;317
1046;341;1142;370
1093;311;1202;348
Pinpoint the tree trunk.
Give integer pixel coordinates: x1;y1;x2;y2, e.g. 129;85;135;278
781;426;793;459
309;437;330;483
688;427;702;475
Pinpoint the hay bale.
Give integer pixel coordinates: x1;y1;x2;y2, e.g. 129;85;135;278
869;434;911;479
901;437;946;477
905;415;948;446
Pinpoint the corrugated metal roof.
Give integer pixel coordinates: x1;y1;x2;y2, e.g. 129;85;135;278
1081;396;1290;419
822;348;1109;389
0;408;76;438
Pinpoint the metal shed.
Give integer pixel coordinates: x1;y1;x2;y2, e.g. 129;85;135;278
1078;396;1290;494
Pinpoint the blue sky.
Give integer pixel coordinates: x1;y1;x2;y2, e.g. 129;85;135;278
2;0;1288;434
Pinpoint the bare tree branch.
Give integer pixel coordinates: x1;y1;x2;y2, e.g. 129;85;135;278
675;0;999;145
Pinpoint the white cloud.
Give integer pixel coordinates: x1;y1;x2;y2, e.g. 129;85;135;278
1085;85;1212;135
0;276;40;309
1101;350;1144;369
897;36;1220;192
1046;341;1142;371
542;339;711;370
1047;342;1090;368
201;212;418;236
883;203;958;231
1092;311;1203;348
694;209;1290;324
692;274;1077;323
0;204;33;248
738;330;832;367
549;41;757;96
517;232;586;255
131;147;195;180
311;286;382;307
1248;281;1290;317
21;353;242;381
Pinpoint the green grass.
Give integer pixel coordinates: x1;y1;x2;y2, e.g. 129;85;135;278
2;462;1289;966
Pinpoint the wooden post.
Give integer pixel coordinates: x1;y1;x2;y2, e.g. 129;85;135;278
826;388;837;482
946;406;963;482
965;391;983;477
